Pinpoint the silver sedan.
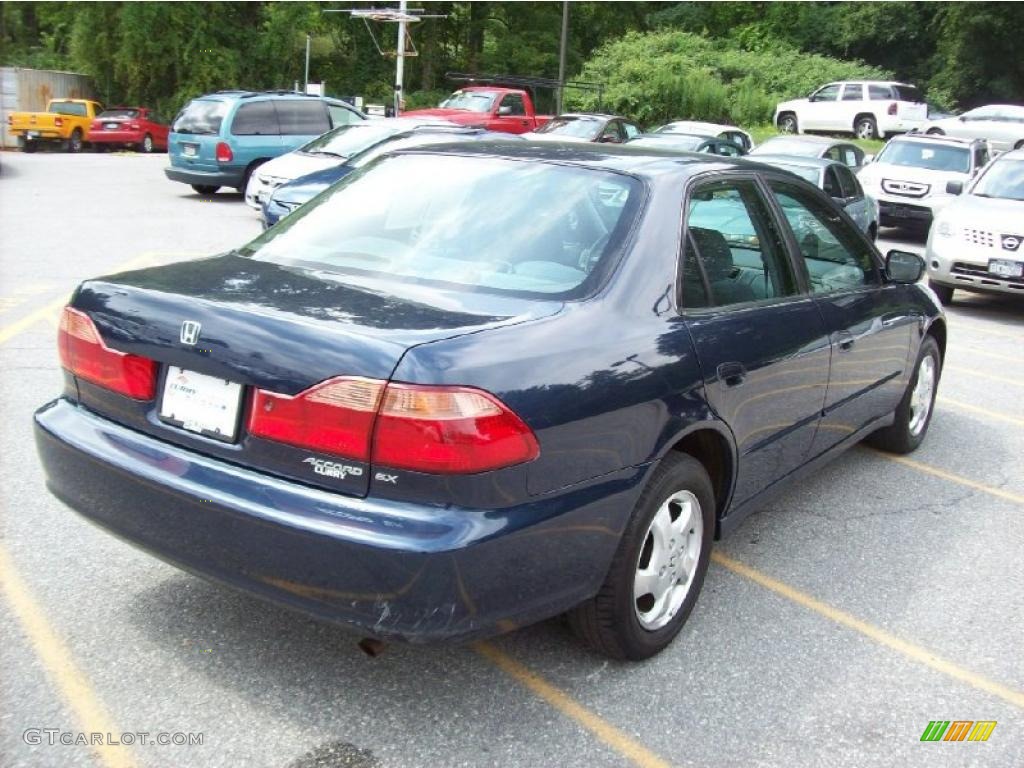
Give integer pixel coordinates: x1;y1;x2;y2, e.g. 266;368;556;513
922;105;1024;153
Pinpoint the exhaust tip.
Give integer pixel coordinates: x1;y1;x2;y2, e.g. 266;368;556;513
357;637;387;657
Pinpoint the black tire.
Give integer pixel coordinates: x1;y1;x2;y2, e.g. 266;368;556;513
191;184;219;195
867;335;941;454
20;140;37;153
67;128;84;153
855;116;878;140
927;128;945;136
928;281;954;305
777;113;798;134
568;452;715;660
238;160;265;195
139;134;154;153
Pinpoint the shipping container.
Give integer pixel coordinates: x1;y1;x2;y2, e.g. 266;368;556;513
1;67;96;149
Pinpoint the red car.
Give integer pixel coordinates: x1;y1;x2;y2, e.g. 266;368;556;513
89;107;169;153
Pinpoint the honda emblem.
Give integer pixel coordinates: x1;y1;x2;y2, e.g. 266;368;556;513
180;321;202;345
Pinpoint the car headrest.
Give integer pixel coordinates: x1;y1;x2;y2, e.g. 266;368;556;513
690;227;734;280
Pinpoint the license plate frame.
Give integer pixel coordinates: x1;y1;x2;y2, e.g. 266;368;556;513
988;258;1023;278
158;366;243;442
105;122;120;130
182;143;198;158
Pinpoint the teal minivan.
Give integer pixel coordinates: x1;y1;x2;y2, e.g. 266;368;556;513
165;91;366;195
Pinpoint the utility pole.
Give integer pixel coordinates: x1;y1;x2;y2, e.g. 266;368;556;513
556;0;569;115
395;0;408;115
304;34;311;93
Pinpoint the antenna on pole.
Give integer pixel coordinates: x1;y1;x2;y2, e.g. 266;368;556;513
323;5;447;115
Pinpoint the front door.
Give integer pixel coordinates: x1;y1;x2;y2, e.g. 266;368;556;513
764;178;914;458
682;177;831;506
803;84;842;131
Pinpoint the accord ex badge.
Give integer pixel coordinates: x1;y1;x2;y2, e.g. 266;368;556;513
180;320;202;345
303;457;364;479
1001;235;1022;252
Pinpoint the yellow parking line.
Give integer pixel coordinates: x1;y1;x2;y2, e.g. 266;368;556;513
938;396;1024;428
944;365;1024;389
0;546;136;768
881;453;1024;505
712;552;1024;709
947;321;1023;342
475;642;672;768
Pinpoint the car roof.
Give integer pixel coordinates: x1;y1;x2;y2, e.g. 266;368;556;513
389;140;776;180
749;154;838;170
660;121;746;133
758;135;854;148
892;133;977;146
554;113;618;120
824;80;916;87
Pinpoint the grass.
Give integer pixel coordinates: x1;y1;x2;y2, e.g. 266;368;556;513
747;124;886;154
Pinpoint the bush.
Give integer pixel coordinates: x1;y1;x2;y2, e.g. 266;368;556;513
565;30;892;128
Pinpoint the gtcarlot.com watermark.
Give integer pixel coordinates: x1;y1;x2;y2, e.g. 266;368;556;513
24;728;203;747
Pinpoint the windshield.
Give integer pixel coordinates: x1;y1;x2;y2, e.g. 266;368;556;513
876;141;970;173
242;154;643;298
536;116;603;139
172;100;228;135
628;135;704;151
439;90;498;113
972;159;1024;201
301;123;405;158
98;109;139;119
750;138;824;157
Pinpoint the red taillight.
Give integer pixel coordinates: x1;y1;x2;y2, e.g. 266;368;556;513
215;142;233;162
888;102;898;116
372;384;539;473
58;307;157;400
128;122;140;130
54;116;63;127
248;377;384;460
248;379;539;474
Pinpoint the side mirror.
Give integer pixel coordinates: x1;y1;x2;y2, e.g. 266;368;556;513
946;180;964;195
497;105;512;116
886;250;925;283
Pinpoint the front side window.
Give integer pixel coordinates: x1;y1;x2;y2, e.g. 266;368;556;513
842;146;862;167
500;94;526;116
842;84;864;101
835;165;862;199
769;181;879;293
811;85;840;102
230;101;280;136
599;121;624;143
275;101;331;136
623;122;641;139
822;168;842;198
242;154;643;298
685;180;797;307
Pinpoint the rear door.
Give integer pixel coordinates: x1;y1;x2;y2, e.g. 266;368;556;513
274;99;332;151
764;177;913;457
682;175;831;506
229;100;284;164
838;83;865;131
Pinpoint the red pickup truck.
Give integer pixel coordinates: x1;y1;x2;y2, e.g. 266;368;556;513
403;87;551;134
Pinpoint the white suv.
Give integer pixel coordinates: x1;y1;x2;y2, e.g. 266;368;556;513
774;81;928;140
856;134;991;230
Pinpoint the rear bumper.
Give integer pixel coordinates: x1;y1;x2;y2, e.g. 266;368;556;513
90;130;145;145
13;129;64;141
34;399;635;642
164;164;244;190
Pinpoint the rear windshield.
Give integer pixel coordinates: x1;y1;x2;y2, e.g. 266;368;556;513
439;90;498;113
628;135;704;151
536;116;604;139
876;141;970;173
50;102;87;116
972;159;1024;201
99;109;139;119
172;99;228;135
893;85;924;103
300;123;404;158
242;153;643;298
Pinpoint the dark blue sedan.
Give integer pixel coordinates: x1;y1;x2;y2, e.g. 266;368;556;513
35;144;945;659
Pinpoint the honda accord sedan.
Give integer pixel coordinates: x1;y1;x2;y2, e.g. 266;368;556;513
35;144;945;659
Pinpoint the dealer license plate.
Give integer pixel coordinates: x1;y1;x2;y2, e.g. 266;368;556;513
182;143;198;158
105;122;120;130
988;259;1023;278
159;366;243;441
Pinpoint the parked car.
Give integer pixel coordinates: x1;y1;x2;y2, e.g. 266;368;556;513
922;104;1024;153
626;133;746;157
244;117;453;211
524;113;640;144
7;98;104;152
925;148;1024;304
857;134;991;230
774;81;928;139
88;107;169;153
165;90;366;195
35;143;944;660
750;136;865;168
262;126;518;227
754;155;879;237
654;121;754;152
402;86;551;133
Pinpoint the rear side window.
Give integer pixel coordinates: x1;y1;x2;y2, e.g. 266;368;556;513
686;180;797;307
275;100;331;135
680;234;710;309
99;109;139;119
842;84;864;101
50;102;87;116
769;181;879;293
868;85;894;101
834;165;862;199
230;101;280;136
173;100;228;135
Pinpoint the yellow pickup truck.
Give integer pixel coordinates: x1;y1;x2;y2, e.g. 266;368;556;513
7;98;104;153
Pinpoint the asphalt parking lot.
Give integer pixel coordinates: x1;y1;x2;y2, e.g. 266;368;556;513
1;151;1022;768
